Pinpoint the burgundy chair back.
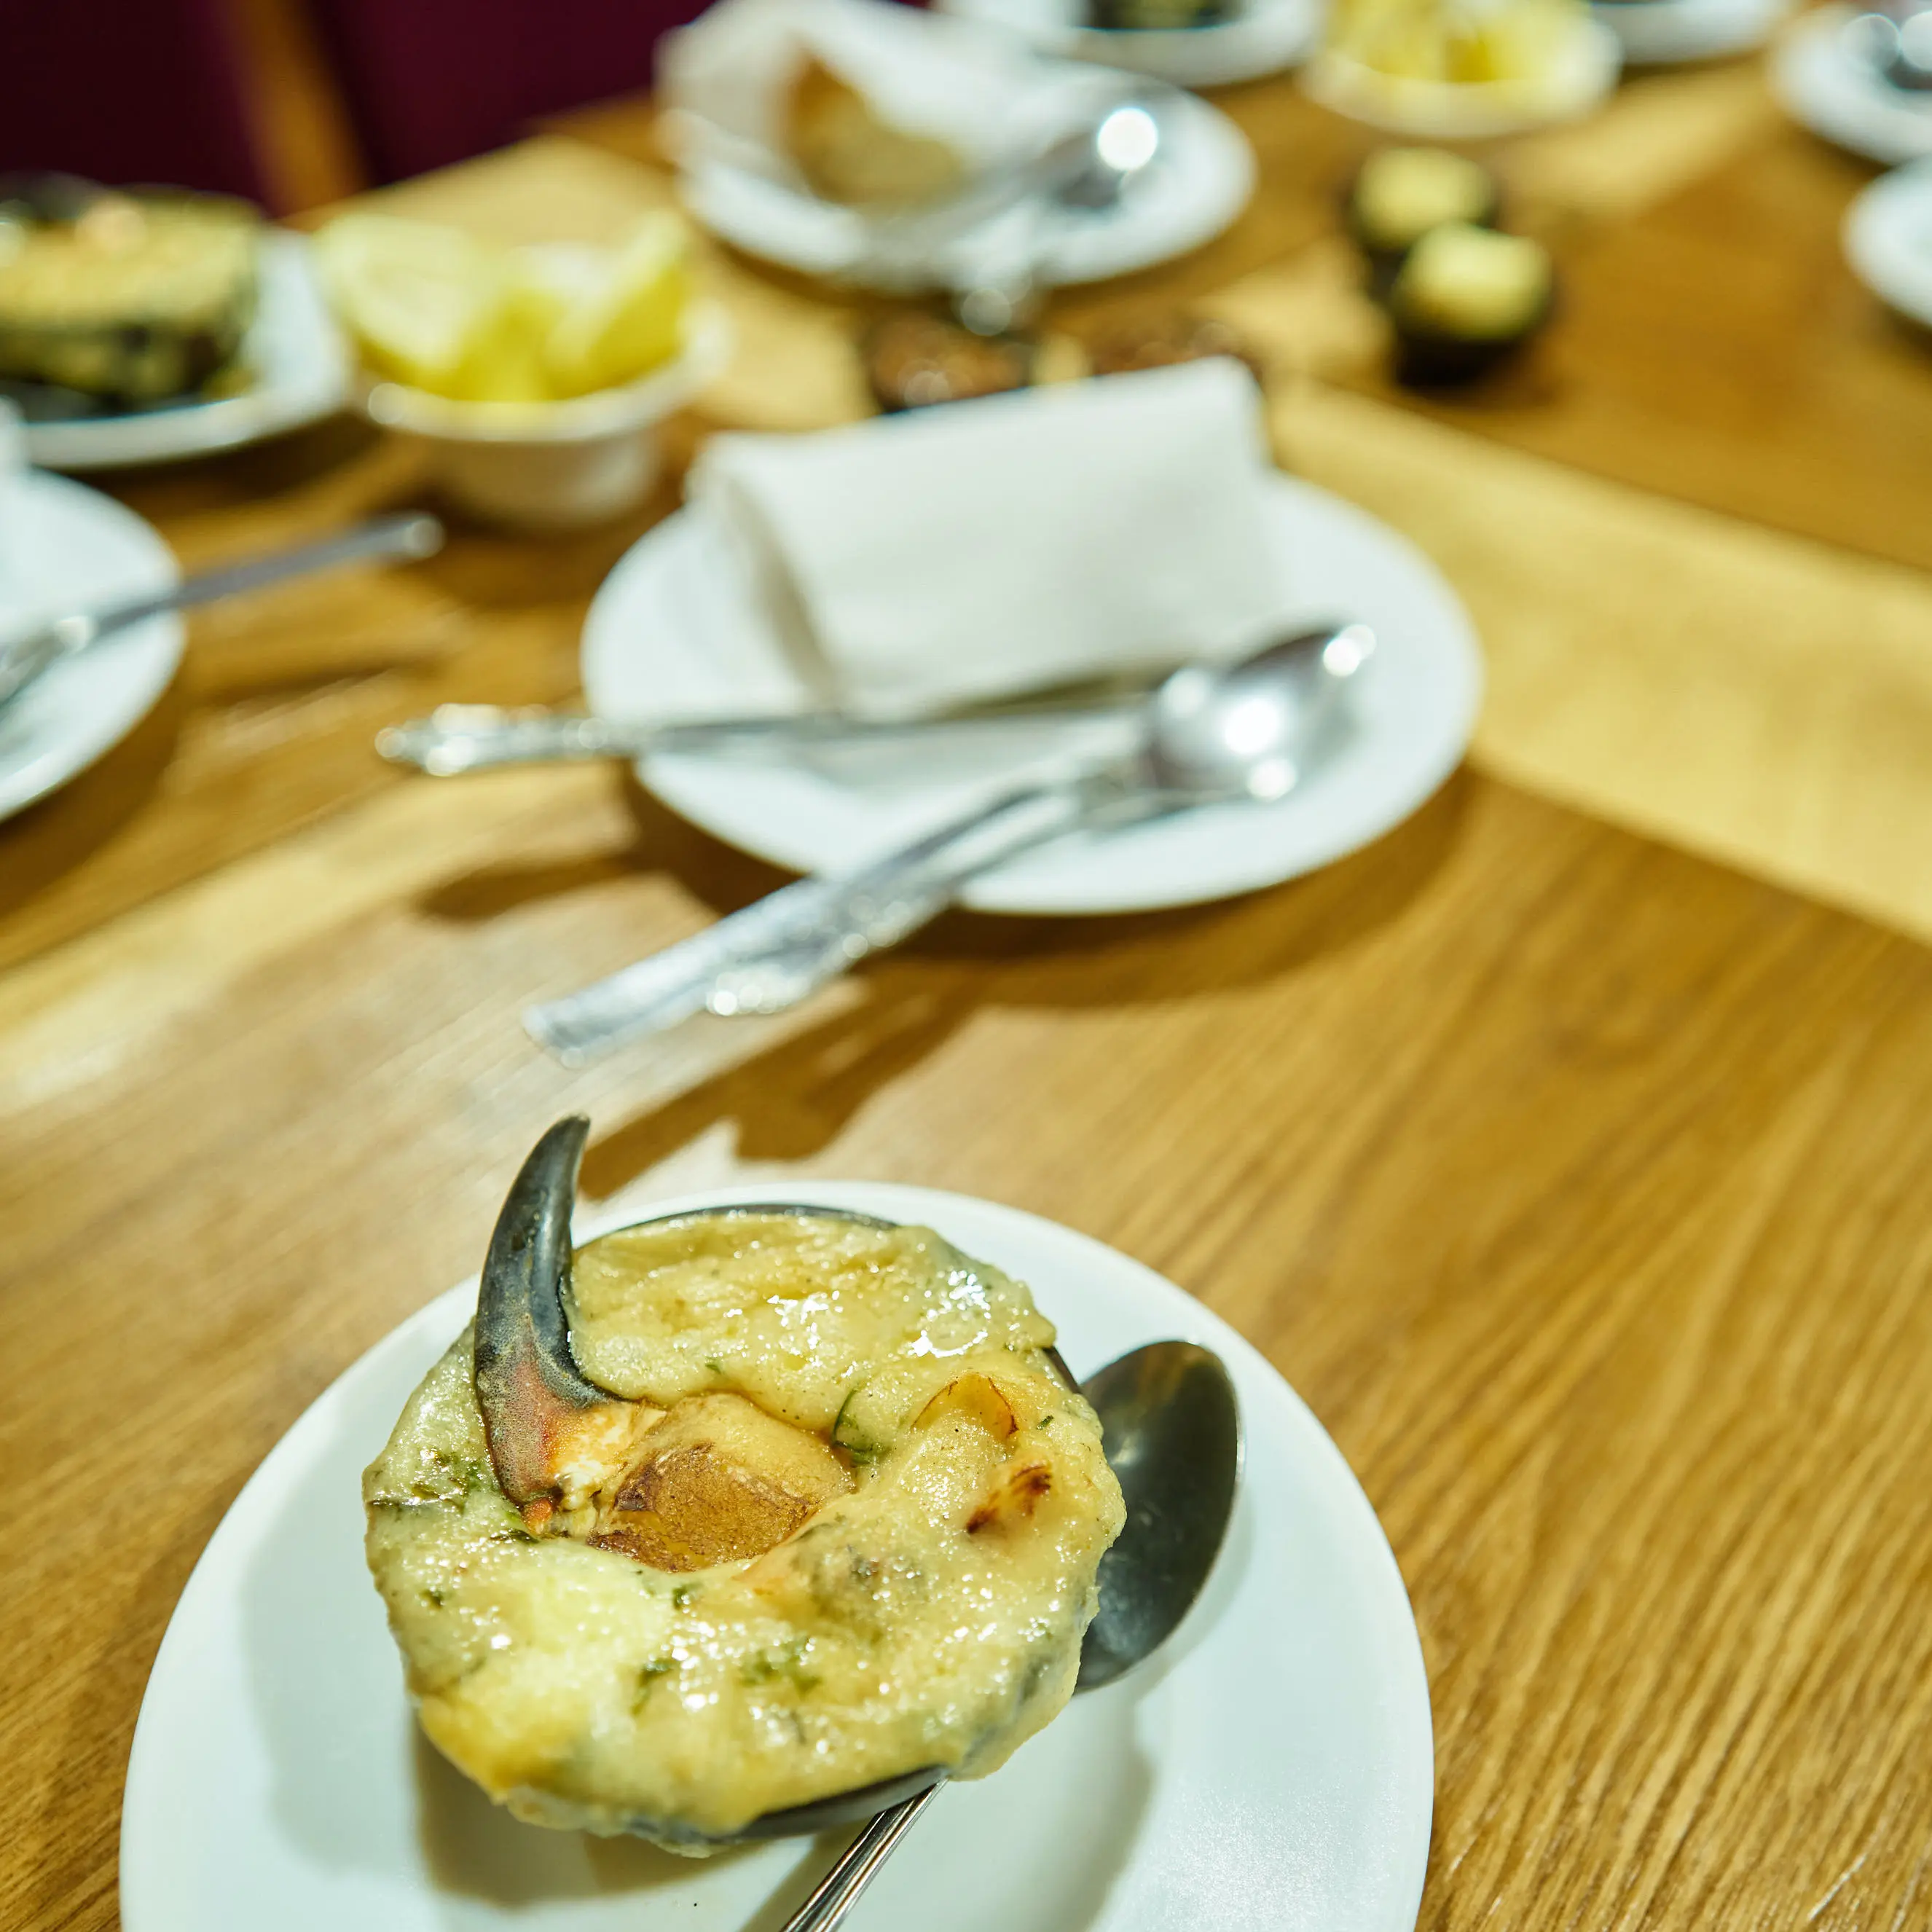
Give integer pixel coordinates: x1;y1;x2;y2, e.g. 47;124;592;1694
0;0;272;203
308;0;712;183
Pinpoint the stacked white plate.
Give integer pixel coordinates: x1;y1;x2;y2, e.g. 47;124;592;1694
938;0;1324;87
1775;6;1932;165
1845;153;1932;327
1590;0;1793;66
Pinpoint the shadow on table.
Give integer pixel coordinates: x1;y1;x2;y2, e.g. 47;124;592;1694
422;766;1471;1198
0;677;187;958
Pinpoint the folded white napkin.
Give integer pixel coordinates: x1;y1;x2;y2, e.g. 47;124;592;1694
688;358;1292;720
659;0;1091;184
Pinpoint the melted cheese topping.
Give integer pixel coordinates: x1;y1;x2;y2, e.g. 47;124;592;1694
364;1215;1124;1848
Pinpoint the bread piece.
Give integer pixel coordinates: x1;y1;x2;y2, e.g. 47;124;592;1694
783;57;967;208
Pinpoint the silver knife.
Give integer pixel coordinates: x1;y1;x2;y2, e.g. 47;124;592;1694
0;511;444;711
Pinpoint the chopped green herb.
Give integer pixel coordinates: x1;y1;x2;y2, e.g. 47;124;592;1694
632;1657;677;1711
740;1636;820;1692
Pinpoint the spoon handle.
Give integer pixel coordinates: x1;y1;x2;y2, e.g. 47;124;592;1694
782;1783;943;1932
522;773;1102;1064
374;697;1141;774
0;514;444;712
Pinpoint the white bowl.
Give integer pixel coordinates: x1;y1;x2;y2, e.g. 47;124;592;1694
1300;13;1622;136
357;303;732;529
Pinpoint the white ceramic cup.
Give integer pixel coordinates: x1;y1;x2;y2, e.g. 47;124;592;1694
359;305;733;530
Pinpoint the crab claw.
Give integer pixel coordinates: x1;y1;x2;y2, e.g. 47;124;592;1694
474;1116;626;1509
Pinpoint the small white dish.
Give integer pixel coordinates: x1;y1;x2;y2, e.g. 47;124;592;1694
1773;5;1932;165
1300;14;1622;136
1845;153;1932;326
121;1182;1434;1932
938;0;1324;88
359;304;733;530
20;231;351;474
680;83;1254;288
0;469;181;822
1590;0;1791;65
581;470;1482;916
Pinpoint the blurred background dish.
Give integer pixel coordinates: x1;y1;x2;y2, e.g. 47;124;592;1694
1588;0;1792;66
355;302;731;527
1302;0;1620;136
0;465;182;821
315;206;730;525
678;79;1254;289
1844;153;1932;329
937;0;1325;88
1774;4;1932;165
578;471;1481;914
11;215;347;474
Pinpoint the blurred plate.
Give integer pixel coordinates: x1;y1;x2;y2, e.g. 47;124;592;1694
938;0;1323;87
1590;0;1792;64
1773;5;1932;165
1300;14;1621;136
22;231;350;473
0;470;181;822
581;471;1483;916
1845;154;1932;326
680;81;1254;288
122;1182;1434;1932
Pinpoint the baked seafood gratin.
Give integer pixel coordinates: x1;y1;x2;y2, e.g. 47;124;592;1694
364;1120;1126;1849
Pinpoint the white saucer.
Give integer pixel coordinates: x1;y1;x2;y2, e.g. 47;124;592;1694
1590;0;1791;65
938;0;1323;88
22;231;350;474
121;1182;1434;1932
680;84;1254;289
1845;154;1932;325
581;471;1483;916
1773;6;1932;165
1300;15;1621;136
0;470;182;822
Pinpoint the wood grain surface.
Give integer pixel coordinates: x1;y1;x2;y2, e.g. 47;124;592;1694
8;769;1932;1932
5;68;1932;1932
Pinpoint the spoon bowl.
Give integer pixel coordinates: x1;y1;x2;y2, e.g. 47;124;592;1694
1145;621;1375;802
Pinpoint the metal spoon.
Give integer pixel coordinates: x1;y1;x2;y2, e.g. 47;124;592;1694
375;694;1144;775
0;513;444;713
524;620;1374;1066
779;1336;1240;1932
953;92;1168;338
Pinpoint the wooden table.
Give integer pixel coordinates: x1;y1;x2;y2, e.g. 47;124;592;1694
6;57;1932;1932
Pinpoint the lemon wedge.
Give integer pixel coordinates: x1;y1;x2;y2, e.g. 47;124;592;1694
535;213;691;398
315;208;692;404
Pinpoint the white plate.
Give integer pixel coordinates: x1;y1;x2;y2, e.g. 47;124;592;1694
1773;6;1932;165
122;1182;1434;1932
1845;153;1932;324
23;230;350;473
581;472;1483;916
938;0;1323;88
0;470;181;822
1590;0;1791;65
680;84;1254;288
1300;15;1622;136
